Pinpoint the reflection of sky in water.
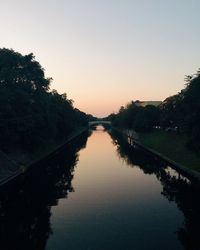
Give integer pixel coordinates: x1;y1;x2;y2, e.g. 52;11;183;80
165;166;191;184
47;128;184;250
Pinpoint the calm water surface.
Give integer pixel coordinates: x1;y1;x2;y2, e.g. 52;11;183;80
0;126;200;250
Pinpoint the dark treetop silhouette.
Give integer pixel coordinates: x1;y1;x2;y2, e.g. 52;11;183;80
108;69;200;154
0;48;93;162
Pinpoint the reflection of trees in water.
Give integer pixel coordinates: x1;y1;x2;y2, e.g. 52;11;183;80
0;131;90;250
110;130;165;175
110;130;200;250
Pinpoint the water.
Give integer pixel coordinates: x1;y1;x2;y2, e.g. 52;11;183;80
0;126;200;250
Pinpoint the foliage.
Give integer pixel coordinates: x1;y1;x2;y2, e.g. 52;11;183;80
159;70;200;151
159;93;183;129
0;48;89;151
110;69;200;153
133;105;160;132
182;70;200;151
109;101;160;132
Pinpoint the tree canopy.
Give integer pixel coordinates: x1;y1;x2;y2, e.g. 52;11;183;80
0;48;89;151
109;69;200;153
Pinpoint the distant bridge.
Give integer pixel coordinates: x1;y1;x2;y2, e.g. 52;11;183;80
88;120;111;127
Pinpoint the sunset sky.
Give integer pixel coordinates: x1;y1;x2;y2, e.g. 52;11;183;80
1;0;200;117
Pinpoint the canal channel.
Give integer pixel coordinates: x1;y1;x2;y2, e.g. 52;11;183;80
0;126;199;250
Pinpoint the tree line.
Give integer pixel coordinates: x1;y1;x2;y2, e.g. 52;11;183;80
108;70;200;153
0;48;94;152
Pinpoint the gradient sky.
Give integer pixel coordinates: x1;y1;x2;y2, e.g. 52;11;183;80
1;0;200;117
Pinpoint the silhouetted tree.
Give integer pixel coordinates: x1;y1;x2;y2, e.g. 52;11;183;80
133;105;160;132
181;70;200;152
110;68;200;153
0;48;88;153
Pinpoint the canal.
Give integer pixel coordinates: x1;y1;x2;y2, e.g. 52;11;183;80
0;126;200;250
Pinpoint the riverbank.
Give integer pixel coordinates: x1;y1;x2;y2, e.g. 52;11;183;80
0;126;88;186
139;130;200;172
25;126;88;170
113;127;200;182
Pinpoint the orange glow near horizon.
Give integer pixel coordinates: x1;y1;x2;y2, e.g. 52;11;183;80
1;1;200;117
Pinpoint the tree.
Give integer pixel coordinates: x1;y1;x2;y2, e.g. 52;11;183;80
0;48;88;152
159;93;184;129
133;105;160;132
182;70;200;152
0;48;51;92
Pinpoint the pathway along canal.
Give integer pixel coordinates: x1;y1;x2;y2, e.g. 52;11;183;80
0;126;200;250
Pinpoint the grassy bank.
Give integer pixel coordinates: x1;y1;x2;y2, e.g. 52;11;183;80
139;130;200;172
0;126;88;186
6;126;88;171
